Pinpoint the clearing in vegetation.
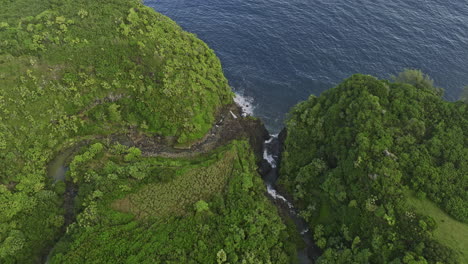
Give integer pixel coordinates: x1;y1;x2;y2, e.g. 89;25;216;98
112;149;237;218
406;192;468;263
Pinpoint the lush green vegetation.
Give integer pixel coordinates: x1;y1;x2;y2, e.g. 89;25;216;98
49;140;297;263
2;0;467;262
406;191;468;263
111;148;236;219
280;72;467;263
0;0;233;262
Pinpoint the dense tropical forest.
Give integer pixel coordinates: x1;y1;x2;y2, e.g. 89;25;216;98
280;71;468;263
1;0;467;264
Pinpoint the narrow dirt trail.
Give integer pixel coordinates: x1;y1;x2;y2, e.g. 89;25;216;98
119;104;268;160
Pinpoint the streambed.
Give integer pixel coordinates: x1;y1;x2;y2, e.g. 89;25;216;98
262;134;320;263
44;144;83;264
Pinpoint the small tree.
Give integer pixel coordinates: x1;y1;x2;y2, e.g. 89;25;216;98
216;249;227;264
194;200;209;213
392;69;443;96
107;104;122;122
77;9;88;19
124;147;141;162
0;230;25;258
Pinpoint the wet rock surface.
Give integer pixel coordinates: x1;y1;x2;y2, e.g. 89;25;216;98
119;103;269;164
259;132;321;264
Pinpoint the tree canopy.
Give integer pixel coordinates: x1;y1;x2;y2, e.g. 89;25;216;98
280;73;467;263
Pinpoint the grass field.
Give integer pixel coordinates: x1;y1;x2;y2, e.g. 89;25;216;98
406;192;468;263
112;148;237;218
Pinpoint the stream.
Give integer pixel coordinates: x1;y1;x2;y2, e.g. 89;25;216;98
261;134;320;264
44;145;82;264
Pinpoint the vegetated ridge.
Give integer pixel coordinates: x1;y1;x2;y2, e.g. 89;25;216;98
280;71;467;263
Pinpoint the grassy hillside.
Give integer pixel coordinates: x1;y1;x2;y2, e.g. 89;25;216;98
406;191;468;263
0;0;233;262
112;149;236;219
280;72;467;263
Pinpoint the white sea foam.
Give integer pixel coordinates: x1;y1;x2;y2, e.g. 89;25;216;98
267;185;294;209
234;93;254;117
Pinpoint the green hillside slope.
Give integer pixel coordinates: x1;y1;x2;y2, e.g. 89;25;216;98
0;0;233;262
407;191;468;263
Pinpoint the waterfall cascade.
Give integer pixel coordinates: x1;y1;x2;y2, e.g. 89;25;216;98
261;134;319;264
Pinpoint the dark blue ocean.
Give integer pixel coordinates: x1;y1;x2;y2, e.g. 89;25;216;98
145;0;468;132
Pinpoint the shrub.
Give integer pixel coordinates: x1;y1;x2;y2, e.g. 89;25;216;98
194;200;209;213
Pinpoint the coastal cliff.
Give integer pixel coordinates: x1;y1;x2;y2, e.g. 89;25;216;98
1;0;467;263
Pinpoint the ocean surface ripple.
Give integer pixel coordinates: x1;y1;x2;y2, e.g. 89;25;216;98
145;0;468;132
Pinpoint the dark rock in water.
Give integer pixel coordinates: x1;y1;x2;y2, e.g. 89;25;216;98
233;105;270;163
257;159;272;176
277;127;287;168
278;127;287;146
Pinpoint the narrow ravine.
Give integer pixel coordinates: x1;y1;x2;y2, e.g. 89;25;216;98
47;144;84;227
261;134;320;264
44;145;82;264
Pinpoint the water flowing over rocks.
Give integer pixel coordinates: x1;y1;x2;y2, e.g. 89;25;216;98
259;130;321;264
